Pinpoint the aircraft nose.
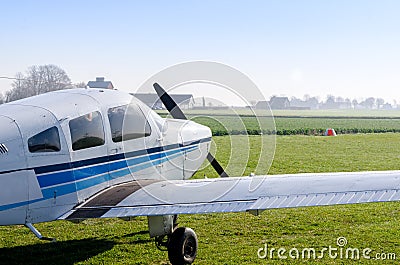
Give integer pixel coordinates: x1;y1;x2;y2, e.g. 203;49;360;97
180;120;212;145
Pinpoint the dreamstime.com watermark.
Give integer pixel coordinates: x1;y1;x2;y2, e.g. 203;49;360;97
257;237;396;261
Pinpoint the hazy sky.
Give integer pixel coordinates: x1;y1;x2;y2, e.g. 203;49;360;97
1;0;399;103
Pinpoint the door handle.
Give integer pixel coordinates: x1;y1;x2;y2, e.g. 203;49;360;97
110;148;119;153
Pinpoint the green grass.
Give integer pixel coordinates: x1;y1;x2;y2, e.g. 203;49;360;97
275;117;400;130
194;134;400;179
159;109;400;136
190;116;400;135
1;134;400;264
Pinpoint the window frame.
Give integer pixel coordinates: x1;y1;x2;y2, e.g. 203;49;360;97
69;111;106;151
28;126;62;153
107;104;152;143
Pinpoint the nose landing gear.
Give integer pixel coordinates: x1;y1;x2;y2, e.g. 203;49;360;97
167;227;198;265
149;215;198;264
155;226;198;265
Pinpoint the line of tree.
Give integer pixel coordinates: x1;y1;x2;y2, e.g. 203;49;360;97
2;64;84;103
288;94;395;110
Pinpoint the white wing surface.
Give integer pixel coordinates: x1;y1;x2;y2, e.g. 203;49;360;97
60;171;400;220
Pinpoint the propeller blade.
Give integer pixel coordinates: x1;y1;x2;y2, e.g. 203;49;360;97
153;83;186;120
207;153;229;178
152;83;230;178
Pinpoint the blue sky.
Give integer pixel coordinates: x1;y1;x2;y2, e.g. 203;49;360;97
1;0;399;103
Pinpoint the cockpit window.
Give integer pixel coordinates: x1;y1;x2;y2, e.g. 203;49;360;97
28;126;61;153
69;111;105;151
108;104;151;142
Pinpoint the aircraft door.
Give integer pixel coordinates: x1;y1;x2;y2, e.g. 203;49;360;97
69;109;110;202
106;103;160;183
22;107;75;223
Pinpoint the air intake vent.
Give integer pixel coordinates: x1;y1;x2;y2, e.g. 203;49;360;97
0;144;8;154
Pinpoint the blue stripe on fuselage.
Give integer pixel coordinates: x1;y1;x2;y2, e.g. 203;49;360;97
40;145;197;199
34;139;209;175
0;138;210;211
37;144;197;188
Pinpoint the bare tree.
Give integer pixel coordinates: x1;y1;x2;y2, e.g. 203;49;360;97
352;99;358;109
376;98;385;109
307;97;319;109
360;97;376;109
336;96;344;103
5;64;72;102
0;92;4;104
325;95;335;105
73;81;87;88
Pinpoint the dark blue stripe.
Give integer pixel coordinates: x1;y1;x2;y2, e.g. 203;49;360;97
0;145;200;211
40;146;197;199
33;138;210;175
37;145;197;188
182;137;211;146
76;150;187;192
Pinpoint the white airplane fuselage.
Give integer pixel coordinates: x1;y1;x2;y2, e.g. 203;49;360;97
0;88;211;226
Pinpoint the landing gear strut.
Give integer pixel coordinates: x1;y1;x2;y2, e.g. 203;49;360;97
25;223;56;242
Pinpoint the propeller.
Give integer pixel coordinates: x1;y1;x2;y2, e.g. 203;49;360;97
153;83;229;178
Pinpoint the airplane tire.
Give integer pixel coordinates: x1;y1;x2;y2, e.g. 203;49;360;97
168;227;198;265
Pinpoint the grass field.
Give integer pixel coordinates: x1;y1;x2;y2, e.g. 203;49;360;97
191;116;400;135
159;109;400;136
1;134;400;264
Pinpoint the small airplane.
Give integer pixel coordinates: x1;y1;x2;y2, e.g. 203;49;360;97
1;83;400;265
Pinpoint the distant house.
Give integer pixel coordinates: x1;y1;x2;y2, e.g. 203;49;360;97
382;103;393;110
290;97;319;110
269;96;290;110
87;77;114;89
131;93;163;109
133;93;194;110
254;101;270;109
170;94;195;109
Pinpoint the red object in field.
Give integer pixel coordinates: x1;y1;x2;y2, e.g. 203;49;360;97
324;128;337;136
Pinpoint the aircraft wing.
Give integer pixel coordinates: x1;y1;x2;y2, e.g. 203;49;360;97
60;170;400;220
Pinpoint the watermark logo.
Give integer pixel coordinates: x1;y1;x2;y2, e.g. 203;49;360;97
336;236;347;247
257;237;396;261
